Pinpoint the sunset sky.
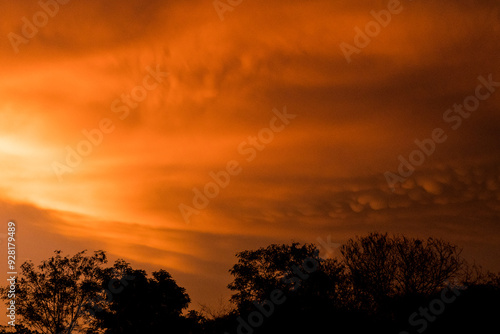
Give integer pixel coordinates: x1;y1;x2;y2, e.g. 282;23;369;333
1;0;500;311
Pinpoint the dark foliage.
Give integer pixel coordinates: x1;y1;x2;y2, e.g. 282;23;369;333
1;233;498;334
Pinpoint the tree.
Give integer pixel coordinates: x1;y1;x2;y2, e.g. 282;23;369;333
0;250;108;334
228;243;344;311
227;243;362;334
94;261;190;334
199;296;234;321
340;233;465;313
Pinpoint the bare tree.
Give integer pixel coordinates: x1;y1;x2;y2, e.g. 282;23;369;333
198;296;234;320
341;233;465;311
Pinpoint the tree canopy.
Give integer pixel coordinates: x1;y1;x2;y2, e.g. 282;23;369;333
0;250;190;334
94;262;190;334
0;250;107;334
340;233;465;312
1;233;498;334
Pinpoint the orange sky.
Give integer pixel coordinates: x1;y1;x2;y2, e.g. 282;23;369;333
1;0;500;311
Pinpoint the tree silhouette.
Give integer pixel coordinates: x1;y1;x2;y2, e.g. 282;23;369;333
223;234;479;334
226;243;347;333
0;250;108;334
228;243;328;308
0;252;193;334
340;233;465;314
94;261;190;334
2;234;497;334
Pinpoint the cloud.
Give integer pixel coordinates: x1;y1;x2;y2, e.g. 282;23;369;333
0;0;499;310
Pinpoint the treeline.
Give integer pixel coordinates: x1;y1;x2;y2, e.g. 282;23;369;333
1;233;499;334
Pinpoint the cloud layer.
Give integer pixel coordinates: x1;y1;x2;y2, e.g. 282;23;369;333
0;0;499;309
